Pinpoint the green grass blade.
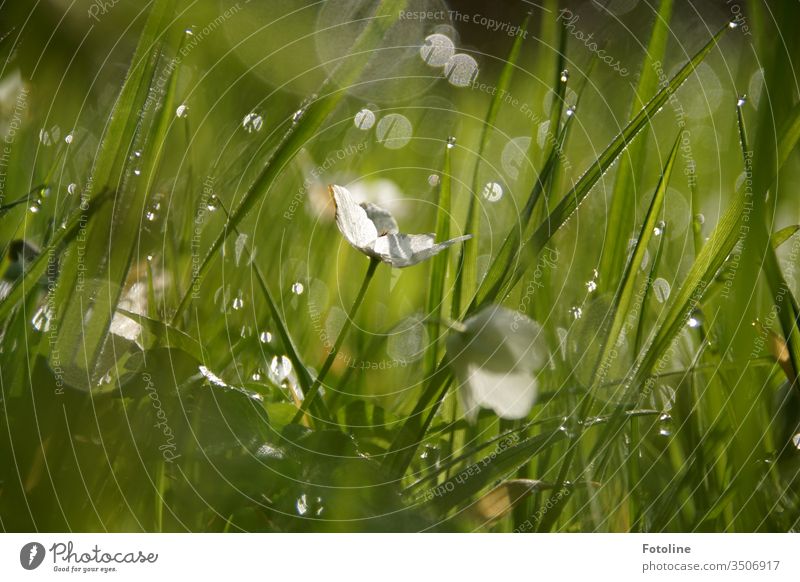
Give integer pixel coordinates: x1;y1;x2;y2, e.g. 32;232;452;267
49;0;177;389
484;22;729;311
598;0;675;288
470;117;572;311
170;0;409;323
595;134;681;386
425;145;452;374
451;12;532;316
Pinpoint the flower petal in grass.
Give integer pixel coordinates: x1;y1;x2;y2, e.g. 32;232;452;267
331;184;470;268
446;305;547;421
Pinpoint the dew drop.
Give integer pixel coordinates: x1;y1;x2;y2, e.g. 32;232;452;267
292;107;306;123
569;306;583;320
207;195;219;212
64;133;74;144
375;113;412;149
565;105;576;117
353;108;376;130
652;277;671;303
482;182;503;203
728;20;738;29
67;183;77;195
586;279;598;293
295;493;324;517
419;33;455;67
145;210;157;222
444;53;479;87
653;220;666;236
176;103;189;118
251;370;262;382
694;213;705;225
560;69;569;83
427;174;440;187
446;135;457;149
736;95;747;107
133;149;142;158
291;282;304;295
232;292;244;310
242;112;264;133
133;168;141;176
259;331;273;344
792;433;800;450
184;28;194;36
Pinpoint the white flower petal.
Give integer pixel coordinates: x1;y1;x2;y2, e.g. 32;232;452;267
371;233;472;268
460;363;538;420
460;306;547;373
446;305;547;422
331;184;378;250
360;202;399;235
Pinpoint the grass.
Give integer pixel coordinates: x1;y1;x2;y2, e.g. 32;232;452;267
1;0;800;532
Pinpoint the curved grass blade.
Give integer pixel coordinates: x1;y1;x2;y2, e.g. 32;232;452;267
772;225;800;249
481;22;730;311
0;188;112;323
170;0;409;323
50;0;178;390
536;134;681;531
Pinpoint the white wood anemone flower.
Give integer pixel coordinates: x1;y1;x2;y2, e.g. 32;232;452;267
331;184;471;268
446;305;547;422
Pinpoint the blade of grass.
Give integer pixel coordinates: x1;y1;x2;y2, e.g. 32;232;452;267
476;22;730;312
170;0;409;324
598;0;675;289
537;133;681;532
50;0;178;389
451;12;532;316
424;144;453;375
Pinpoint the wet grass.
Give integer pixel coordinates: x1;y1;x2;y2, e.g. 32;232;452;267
1;0;800;532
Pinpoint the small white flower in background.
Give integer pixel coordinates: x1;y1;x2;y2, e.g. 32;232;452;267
331;184;471;268
446;305;547;422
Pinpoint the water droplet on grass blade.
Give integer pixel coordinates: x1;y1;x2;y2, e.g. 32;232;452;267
291;282;304;295
259;331;273;344
242;112;264;133
67;183;77;195
295;493;324;517
353;108;375;130
736;95;747;107
176;104;189;118
652;278;671;303
232;292;244;310
207;195;219;211
235;233;248;266
560;69;569;83
427;174;440;187
446;135;456;149
569;306;583;320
